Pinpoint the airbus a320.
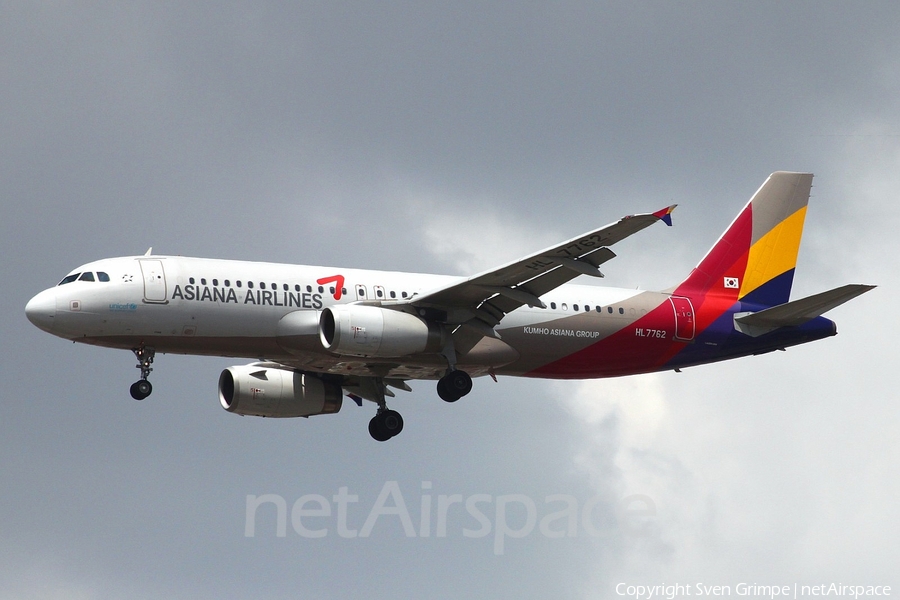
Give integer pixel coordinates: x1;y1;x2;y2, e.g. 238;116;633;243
26;172;874;441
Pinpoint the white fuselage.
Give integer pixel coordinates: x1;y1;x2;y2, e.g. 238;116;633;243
26;254;656;380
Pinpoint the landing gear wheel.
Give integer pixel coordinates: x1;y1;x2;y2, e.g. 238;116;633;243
437;378;457;402
368;417;390;442
381;409;404;437
369;409;404;441
437;370;472;402
130;380;152;400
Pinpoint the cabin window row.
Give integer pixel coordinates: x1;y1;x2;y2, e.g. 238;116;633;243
186;277;410;300
547;302;625;315
182;277;621;312
188;277;346;295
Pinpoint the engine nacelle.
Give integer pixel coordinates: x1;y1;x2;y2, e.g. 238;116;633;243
218;365;342;418
319;304;444;358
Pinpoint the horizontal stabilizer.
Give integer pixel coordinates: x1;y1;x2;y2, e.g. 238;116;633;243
734;284;875;337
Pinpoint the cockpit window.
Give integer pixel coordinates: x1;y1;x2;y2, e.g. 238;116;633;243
57;271;109;285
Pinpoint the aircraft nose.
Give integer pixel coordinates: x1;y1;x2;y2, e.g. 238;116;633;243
25;289;57;332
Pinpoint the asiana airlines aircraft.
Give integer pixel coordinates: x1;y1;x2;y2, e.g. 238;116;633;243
26;172;874;441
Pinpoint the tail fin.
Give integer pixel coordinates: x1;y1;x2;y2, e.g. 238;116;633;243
675;172;813;307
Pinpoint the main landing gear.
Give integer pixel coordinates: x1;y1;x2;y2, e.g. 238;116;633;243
369;409;404;442
129;345;155;400
365;370;473;441
437;370;472;403
363;378;405;442
435;336;473;403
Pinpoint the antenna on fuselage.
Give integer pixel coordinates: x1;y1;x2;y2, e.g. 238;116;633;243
144;247;152;256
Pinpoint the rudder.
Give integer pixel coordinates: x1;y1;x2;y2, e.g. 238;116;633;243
676;172;813;308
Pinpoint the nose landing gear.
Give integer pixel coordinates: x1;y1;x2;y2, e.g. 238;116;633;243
130;345;155;400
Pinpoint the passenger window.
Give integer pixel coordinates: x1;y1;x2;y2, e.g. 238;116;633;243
562;303;568;311
189;277;195;284
596;306;602;313
201;278;207;285
619;307;624;314
59;273;80;285
97;272;110;282
401;292;408;298
318;286;324;293
248;282;254;289
608;307;613;313
390;291;396;299
295;284;301;292
237;281;242;288
79;272;95;282
584;305;590;312
212;279;218;286
550;302;557;309
307;285;312;293
225;280;231;287
573;304;579;311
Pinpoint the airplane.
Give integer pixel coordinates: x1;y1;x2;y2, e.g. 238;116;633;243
25;172;874;441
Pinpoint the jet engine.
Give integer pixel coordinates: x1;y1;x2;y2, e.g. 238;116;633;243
218;365;342;418
319;304;445;358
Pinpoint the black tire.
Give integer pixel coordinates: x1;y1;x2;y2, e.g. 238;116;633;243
382;409;404;437
368;415;391;442
130;380;152;400
447;370;473;397
437;377;459;402
437;370;472;402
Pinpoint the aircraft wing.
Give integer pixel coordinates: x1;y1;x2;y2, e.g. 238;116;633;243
408;205;677;346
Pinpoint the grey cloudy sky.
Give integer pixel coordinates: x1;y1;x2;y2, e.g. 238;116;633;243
2;2;898;599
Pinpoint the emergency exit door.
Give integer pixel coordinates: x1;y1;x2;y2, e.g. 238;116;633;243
669;296;695;341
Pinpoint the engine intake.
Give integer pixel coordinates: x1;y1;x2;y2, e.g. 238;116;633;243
219;365;342;418
319;304;445;358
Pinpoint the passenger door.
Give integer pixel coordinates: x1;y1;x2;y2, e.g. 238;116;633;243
139;259;168;303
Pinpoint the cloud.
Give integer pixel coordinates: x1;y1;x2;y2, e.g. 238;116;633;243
4;3;899;598
407;187;560;274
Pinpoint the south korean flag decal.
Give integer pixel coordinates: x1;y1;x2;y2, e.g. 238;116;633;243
724;277;740;289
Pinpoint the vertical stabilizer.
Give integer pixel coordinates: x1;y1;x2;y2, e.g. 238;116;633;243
676;172;813;307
